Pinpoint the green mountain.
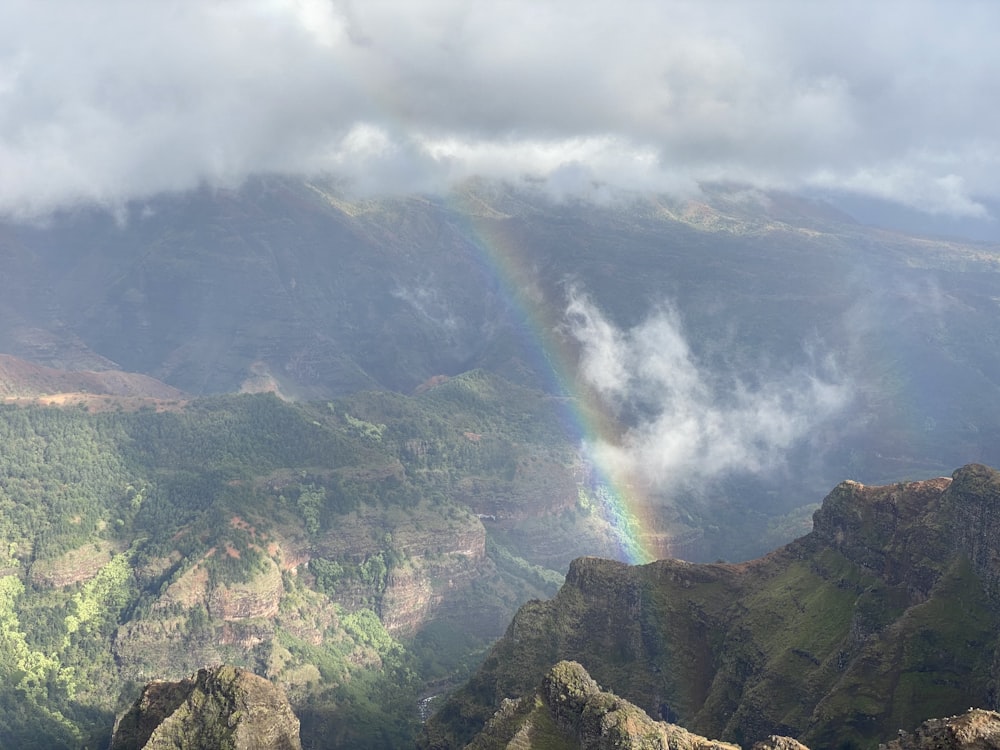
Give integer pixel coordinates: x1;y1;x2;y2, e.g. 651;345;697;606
424;463;1000;750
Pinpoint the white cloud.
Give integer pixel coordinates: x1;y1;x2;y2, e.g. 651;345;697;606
565;289;849;486
1;0;998;217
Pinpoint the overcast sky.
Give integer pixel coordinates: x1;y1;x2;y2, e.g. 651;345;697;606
1;0;998;220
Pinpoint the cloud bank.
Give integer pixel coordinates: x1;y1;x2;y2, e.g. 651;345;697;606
565;290;849;486
2;1;998;217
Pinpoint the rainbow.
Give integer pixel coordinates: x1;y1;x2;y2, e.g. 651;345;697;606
447;191;665;565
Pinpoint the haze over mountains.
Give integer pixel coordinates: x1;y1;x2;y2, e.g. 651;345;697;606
3;176;1000;560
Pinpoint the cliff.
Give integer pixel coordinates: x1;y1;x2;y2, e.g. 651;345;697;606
881;709;1000;749
110;665;301;750
425;465;1000;750
109;661;1000;750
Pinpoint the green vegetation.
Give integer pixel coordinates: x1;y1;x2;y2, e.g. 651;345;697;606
0;376;599;748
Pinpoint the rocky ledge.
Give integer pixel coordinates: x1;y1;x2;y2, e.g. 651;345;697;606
111;664;301;750
467;660;741;750
881;709;1000;750
468;662;1000;750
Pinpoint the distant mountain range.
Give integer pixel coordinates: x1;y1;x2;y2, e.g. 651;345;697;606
2;178;1000;748
4;176;1000;561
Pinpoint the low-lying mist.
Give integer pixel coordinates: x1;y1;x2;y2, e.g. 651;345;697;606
565;288;851;491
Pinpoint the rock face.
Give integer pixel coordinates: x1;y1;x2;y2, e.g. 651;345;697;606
464;662;1000;750
466;660;741;750
110;665;301;750
207;558;284;621
882;709;1000;750
751;738;811;750
425;465;1000;750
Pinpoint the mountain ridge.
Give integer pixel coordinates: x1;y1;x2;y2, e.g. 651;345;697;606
425;464;1000;749
0;352;185;403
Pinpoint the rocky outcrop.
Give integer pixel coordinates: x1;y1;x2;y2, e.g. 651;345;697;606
464;663;1000;750
426;465;1000;750
811;475;953;599
881;709;1000;749
751;738;810;750
282;500;500;636
111;665;301;750
308;503;487;563
113;619;225;683
466;660;745;750
28;540;118;587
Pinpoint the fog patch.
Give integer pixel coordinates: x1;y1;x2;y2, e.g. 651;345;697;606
565;289;849;486
391;283;460;332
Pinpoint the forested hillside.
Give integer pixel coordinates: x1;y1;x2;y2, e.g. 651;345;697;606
0;373;616;748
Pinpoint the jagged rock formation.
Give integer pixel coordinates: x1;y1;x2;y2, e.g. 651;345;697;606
464;662;1000;750
110;665;301;750
881;709;1000;749
425;465;1000;750
467;660;741;750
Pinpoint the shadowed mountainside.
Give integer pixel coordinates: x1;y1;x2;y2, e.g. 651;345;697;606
5;178;1000;566
3;178;1000;487
0;177;1000;560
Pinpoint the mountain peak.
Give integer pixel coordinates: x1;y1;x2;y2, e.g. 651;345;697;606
465;660;741;750
110;665;301;750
